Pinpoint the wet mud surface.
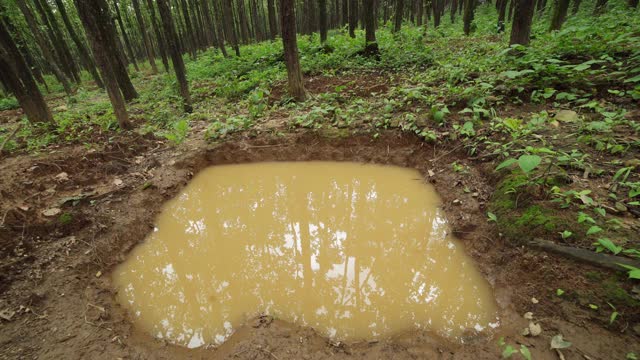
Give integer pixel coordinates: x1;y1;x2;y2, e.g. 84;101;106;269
1;131;639;359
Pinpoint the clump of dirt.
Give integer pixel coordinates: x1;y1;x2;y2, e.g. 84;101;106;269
0;130;638;359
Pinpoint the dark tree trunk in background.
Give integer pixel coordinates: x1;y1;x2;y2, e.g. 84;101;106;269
629;0;639;8
132;0;158;73
593;0;608;14
497;0;508;31
15;0;72;94
319;0;328;42
349;0;357;37
463;0;476;35
157;0;193;112
450;0;457;22
280;0;305;101
0;17;53;124
210;0;229;56
145;0;170;72
75;0;132;129
508;0;515;19
571;0;582;13
237;0;251;43
342;0;349;25
550;0;570;30
394;0;404;31
536;0;547;14
432;0;441;27
53;0;104;88
510;0;535;45
222;0;241;55
33;0;81;83
178;0;198;58
113;0;140;71
250;0;263;41
363;0;379;55
267;0;278;39
199;0;216;46
417;0;424;25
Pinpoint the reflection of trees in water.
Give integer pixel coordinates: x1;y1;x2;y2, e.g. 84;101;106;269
114;163;497;347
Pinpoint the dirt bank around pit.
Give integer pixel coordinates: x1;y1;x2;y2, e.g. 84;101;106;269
1;131;638;359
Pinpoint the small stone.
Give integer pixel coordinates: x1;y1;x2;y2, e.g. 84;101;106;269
95;271;102;278
0;309;15;321
555;110;579;122
531;297;539;304
472;192;479;197
42;208;62;217
113;179;123;186
523;312;534;320
529;322;542;336
453;199;461;205
428;170;435;177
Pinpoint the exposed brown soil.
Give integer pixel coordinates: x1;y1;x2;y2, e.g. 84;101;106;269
1;128;639;359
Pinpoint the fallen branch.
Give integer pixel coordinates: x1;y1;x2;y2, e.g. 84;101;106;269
529;238;640;272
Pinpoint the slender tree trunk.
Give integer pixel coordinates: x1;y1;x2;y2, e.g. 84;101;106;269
497;0;508;31
363;0;379;55
267;0;279;39
593;0;607;14
0;17;53;124
510;0;535;45
33;0;81;83
508;0;515;20
157;0;193;112
450;0;457;22
550;0;570;30
222;0;241;55
571;0;582;13
629;0;639;8
53;0;104;88
211;0;229;56
178;0;198;58
237;0;251;43
280;0;305;101
463;0;476;35
394;0;404;31
15;0;72;94
349;0;358;37
417;0;424;25
320;0;328;42
112;0;140;71
74;0;132;129
132;0;158;73
536;0;547;14
432;0;441;26
145;0;170;72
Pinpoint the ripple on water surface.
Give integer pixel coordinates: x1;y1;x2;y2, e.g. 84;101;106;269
113;162;499;348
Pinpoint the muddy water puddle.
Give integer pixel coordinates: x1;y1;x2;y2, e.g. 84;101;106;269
113;162;499;348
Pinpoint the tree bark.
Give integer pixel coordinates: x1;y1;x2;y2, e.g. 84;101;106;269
145;0;171;72
74;0;132;129
15;0;72;94
571;0;582;14
280;0;305;101
157;0;193;112
450;0;457;22
132;0;158;73
267;0;279;39
362;0;379;56
0;16;53;124
593;0;607;14
222;0;241;55
53;0;104;88
211;0;230;56
432;0;441;27
549;0;570;30
509;0;535;45
629;0;639;8
319;0;328;42
463;0;476;35
394;0;404;32
349;0;358;37
112;0;140;71
536;0;547;14
497;0;508;30
178;0;198;58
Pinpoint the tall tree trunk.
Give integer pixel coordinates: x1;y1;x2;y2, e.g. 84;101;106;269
497;0;508;31
320;0;328;42
571;0;582;14
267;0;279;39
15;0;72;94
74;0;132;129
549;0;570;30
0;17;53;124
432;0;441;27
509;0;535;45
349;0;358;37
280;0;305;101
536;0;547;14
222;0;241;55
363;0;379;55
53;0;104;88
145;0;171;72
593;0;607;14
417;0;424;25
629;0;639;8
132;0;158;73
463;0;476;35
237;0;251;43
211;0;230;56
450;0;457;22
113;0;140;71
157;0;193;112
508;0;515;20
250;0;263;41
394;0;404;31
32;0;81;84
178;0;198;58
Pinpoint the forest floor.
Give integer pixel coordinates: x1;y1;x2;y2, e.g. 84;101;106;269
2;4;640;360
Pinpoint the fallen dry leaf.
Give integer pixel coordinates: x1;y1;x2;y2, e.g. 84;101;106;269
42;208;61;217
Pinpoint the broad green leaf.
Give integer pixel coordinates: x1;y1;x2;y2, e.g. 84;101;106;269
520;345;532;360
617;264;640;280
556;288;565;296
518;155;542;174
487;212;497;222
610;311;618;324
624;74;640;83
586;226;603;236
596;238;622;255
502;345;516;358
550;334;572;349
496;158;517;171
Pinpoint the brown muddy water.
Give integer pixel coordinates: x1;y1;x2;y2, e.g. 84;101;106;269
112;162;499;348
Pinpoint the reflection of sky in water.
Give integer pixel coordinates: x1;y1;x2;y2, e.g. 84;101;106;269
113;162;499;349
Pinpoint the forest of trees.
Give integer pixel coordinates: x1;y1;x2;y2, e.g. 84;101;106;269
0;0;638;128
